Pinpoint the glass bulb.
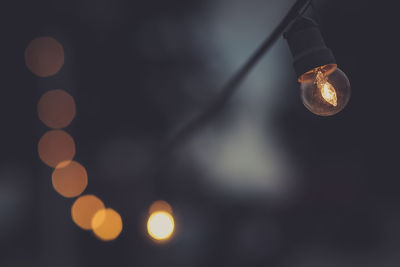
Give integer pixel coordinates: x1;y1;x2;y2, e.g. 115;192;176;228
299;64;350;116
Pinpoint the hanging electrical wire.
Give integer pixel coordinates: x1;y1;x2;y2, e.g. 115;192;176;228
163;0;312;152
145;0;314;195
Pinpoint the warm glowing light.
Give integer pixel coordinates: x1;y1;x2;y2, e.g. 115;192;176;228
147;211;175;241
316;70;337;106
71;195;105;230
149;200;173;214
38;130;75;168
38;89;76;129
25;37;64;77
52;161;88;198
92;208;123;241
320;82;337;106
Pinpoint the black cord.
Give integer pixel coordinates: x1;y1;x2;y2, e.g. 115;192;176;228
147;0;313;197
163;0;312;153
145;0;314;198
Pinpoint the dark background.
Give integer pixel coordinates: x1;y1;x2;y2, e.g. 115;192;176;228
1;0;400;266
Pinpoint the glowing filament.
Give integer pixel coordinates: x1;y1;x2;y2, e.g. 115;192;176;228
316;70;337;106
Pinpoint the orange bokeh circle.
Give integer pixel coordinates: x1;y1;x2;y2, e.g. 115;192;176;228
25;37;64;77
38;130;75;168
72;195;105;230
149;200;173;214
38;89;76;129
92;208;123;241
52;161;88;198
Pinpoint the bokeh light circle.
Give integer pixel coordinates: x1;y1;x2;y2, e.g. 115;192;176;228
25;37;64;77
71;195;105;230
38;89;76;129
147;211;175;241
91;208;123;241
149;200;173;214
52;161;88;198
38;130;75;168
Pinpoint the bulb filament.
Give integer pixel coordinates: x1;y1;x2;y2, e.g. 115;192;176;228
315;70;337;106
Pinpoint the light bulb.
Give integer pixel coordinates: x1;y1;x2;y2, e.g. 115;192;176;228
299;64;350;116
284;17;351;116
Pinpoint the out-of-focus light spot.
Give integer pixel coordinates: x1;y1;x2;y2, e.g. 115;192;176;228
190;119;294;199
38;130;75;168
25;37;64;77
147;211;175;241
71;195;104;230
149;200;173;214
38;89;76;129
91;208;123;241
91;209;106;229
51;161;88;198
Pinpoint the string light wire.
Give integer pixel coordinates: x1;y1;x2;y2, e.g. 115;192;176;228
164;0;312;152
147;0;313;197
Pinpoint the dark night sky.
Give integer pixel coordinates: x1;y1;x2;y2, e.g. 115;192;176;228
1;0;400;266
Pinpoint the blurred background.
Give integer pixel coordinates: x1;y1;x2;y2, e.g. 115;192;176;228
1;0;400;266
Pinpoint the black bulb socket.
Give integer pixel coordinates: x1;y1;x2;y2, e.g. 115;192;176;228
284;16;336;79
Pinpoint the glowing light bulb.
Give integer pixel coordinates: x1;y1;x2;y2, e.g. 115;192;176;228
284;17;351;116
147;211;175;241
299;64;350;116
